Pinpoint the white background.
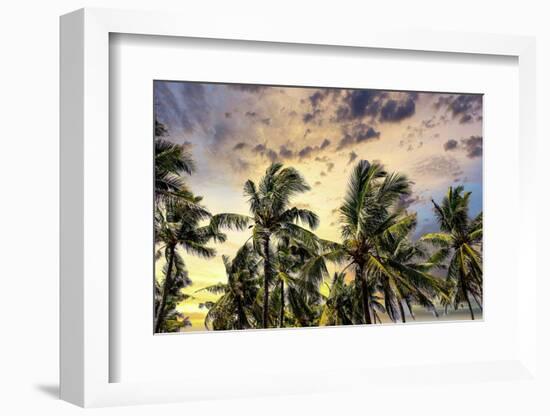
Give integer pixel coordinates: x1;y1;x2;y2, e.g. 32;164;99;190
0;0;548;415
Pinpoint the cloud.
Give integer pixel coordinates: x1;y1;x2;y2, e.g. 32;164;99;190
396;194;422;210
434;94;482;124
320;138;331;149
279;145;294;159
326;162;335;172
414;155;463;179
461;135;483;158
266;148;279;162
233;142;247;150
335;89;418;124
443;136;482;158
354;124;381;142
252;143;267;154
228;84;267;93
336;90;383;121
245;111;257;118
337;124;380;150
302;109;321;123
348;151;358;164
443;139;458;151
380;97;416;122
154;81;209;134
298;145;315;159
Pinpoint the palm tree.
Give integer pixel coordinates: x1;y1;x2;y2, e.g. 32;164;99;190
198;244;261;330
302;160;412;324
421;186;483;320
243;163;320;328
154;197;249;332
154;119;195;209
373;213;448;323
270;236;320;327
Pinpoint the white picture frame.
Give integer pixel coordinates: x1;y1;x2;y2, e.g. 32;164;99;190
60;7;538;408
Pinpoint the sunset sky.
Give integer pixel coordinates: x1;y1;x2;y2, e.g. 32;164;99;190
154;81;483;330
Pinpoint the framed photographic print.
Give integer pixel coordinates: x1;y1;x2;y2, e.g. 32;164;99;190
60;7;539;409
152;81;483;335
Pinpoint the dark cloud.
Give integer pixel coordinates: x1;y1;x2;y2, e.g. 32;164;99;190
380;97;416;122
314;181;322;186
337;134;354;150
309;89;341;109
320;138;331;150
354;124;381;142
298;145;315;159
245;111;257;118
266;149;279;162
434;94;482;124
443;136;482;158
348;151;358;164
335;90;418;124
225;112;232;118
252;144;267;153
336;90;384;121
228;84;267;93
443;139;458;151
260;118;271;126
279;145;294;159
326;162;335;172
302;109;321;123
337;124;380;150
461;135;483;158
233;142;247;151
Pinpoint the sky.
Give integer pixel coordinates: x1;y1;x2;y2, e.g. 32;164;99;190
154;80;483;331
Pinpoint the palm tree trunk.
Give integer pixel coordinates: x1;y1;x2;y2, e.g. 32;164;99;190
154;245;176;333
279;279;285;328
398;300;407;323
358;264;372;324
262;235;271;328
461;280;475;320
236;297;246;330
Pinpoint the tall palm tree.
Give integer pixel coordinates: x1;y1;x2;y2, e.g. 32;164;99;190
302;160;412;324
421;186;483;320
198;244;261;330
154;198;249;332
243;163;320;328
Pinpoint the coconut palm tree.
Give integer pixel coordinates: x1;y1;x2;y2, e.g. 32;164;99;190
373;213;448;322
421;186;483;320
302;160;412;324
243;163;320;328
154;197;249;332
154;119;195;209
198;243;261;330
270;236;320;327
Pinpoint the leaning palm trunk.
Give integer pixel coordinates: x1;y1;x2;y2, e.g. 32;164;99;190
460;278;475;320
279;280;285;328
358;265;372;324
262;236;271;328
154;245;175;332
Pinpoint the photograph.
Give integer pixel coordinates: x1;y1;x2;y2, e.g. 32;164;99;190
153;81;483;333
